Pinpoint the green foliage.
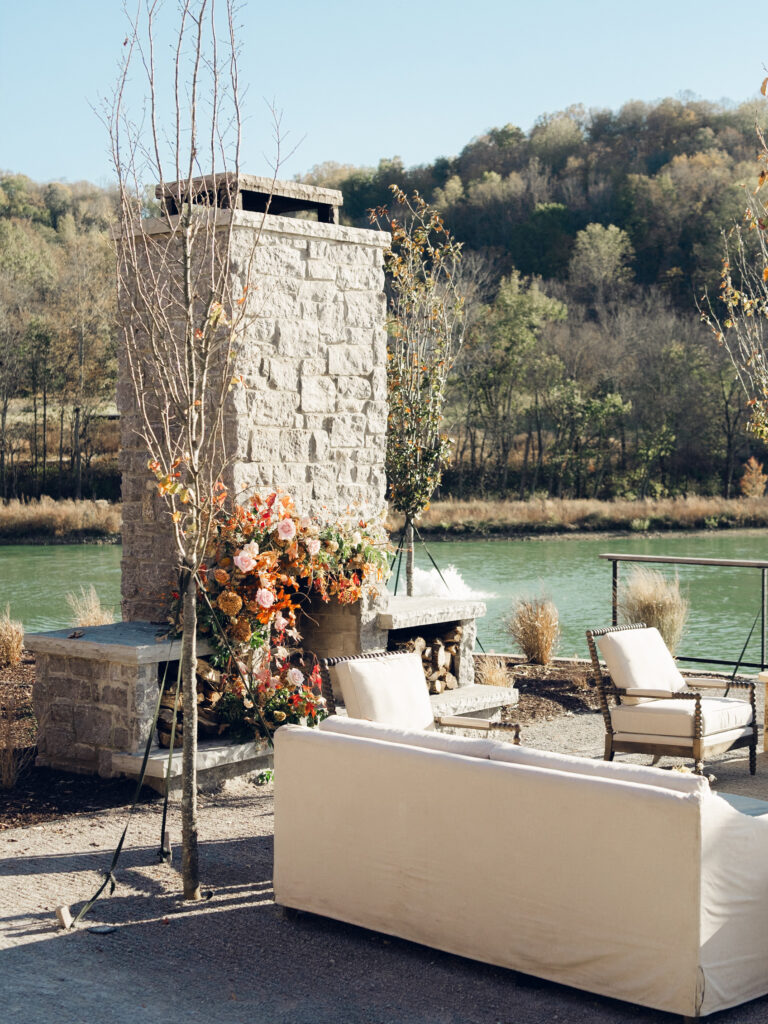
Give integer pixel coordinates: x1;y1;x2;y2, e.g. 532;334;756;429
372;188;466;520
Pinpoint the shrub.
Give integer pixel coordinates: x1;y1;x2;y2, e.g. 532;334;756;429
66;585;115;627
0;606;23;668
476;655;513;687
618;567;688;655
740;457;767;498
0;686;36;790
506;597;560;665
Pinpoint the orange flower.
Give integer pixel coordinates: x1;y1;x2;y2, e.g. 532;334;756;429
214;568;230;586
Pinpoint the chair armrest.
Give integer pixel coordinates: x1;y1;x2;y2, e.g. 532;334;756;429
610;687;698;700
680;678;755;700
437;716;521;744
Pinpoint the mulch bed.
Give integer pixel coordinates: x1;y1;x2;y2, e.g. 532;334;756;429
502;661;603;726
0;651;157;831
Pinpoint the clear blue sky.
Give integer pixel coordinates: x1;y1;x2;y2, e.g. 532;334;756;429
1;0;766;187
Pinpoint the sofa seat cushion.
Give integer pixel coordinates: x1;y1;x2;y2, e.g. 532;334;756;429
318;715;496;758
331;652;435;731
610;696;753;738
597;628;684;705
489;743;708;794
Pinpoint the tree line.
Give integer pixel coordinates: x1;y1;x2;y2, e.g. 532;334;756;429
304;96;768;499
0;174;118;499
3;95;768;503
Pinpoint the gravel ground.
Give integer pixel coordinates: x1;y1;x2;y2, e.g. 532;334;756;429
3;701;768;1024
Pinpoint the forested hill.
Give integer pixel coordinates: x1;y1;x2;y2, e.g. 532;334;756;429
301;96;768;305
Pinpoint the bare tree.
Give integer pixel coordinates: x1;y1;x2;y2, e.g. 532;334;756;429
107;0;276;899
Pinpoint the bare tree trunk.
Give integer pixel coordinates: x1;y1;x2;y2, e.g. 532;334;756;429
405;518;415;597
180;563;201;900
42;377;47;493
74;406;82;500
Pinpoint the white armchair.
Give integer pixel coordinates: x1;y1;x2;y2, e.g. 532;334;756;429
319;650;520;742
586;623;757;775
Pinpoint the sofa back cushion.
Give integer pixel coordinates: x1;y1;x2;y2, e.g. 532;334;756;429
596;627;685;705
489;742;709;794
331;652;435;731
319;714;496;759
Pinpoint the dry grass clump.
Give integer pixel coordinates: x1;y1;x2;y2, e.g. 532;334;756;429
618;567;688;655
0;606;23;668
506;597;560;665
475;655;513;687
0;497;121;540
66;585;115;627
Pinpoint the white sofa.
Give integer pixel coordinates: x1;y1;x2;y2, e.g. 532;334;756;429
274;717;768;1020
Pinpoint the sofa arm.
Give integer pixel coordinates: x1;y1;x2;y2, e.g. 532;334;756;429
437;716;521;744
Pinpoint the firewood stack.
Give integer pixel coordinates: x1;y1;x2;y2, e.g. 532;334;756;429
156;658;228;747
396;625;463;694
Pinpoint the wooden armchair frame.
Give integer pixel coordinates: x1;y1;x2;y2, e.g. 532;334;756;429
319;650;521;743
586;622;757;775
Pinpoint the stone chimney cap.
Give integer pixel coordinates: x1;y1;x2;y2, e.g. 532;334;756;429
155;173;343;223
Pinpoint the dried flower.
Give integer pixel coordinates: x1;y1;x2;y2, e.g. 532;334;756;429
217;590;243;617
213;568;230;586
231;617;252;643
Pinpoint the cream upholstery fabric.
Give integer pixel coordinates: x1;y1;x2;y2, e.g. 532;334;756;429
597;627;684;704
610;695;753;738
489;741;708;794
332;652;434;731
612;725;752;749
319;714;496;759
274;724;768;1018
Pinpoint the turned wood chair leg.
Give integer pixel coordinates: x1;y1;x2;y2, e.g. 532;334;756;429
604;735;614;761
750;742;757;776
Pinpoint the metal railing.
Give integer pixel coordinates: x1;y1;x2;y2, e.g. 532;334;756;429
600;553;768;671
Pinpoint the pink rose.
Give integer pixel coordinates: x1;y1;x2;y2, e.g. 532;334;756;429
242;540;259;557
233;549;257;573
256;588;275;609
306;538;321;556
273;613;288;632
277;518;296;541
287;667;304;686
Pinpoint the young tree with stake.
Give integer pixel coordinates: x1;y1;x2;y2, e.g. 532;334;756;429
108;0;278;899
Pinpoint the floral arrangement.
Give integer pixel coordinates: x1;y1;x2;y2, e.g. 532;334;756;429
188;491;390;741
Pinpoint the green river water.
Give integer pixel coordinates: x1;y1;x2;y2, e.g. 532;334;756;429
2;532;767;667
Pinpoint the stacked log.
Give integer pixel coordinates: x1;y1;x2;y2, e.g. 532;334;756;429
156;658;228;747
397;625;463;694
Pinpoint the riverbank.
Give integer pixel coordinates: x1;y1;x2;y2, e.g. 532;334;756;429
388;495;768;539
2;495;768;545
0;498;121;544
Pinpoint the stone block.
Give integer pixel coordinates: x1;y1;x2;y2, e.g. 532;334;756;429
74;708;113;747
310;430;330;461
336;265;384;291
71;743;99;767
305;258;336;281
345;294;385;328
275;321;319;359
248;389;298;427
299;280;338;303
328;345;373;377
279;429;312;463
336;375;372;400
301;356;327;376
50;704;74;726
249;244;304;277
101;685;129;709
310;464;340;496
113;726;132;751
301;375;336;413
364;401;389;435
267;357;299;392
249;427;281;462
45;726;76;758
330;414;367;448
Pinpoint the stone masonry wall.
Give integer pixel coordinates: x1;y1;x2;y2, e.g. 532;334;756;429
119;211;389;622
33;653;159;778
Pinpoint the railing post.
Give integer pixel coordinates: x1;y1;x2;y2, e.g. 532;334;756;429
762;568;767;671
612;560;619;626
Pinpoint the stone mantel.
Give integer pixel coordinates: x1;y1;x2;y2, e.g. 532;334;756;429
25;621;211;666
376;596;487;632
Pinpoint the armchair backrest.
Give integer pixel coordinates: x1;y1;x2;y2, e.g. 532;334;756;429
320;650;436;732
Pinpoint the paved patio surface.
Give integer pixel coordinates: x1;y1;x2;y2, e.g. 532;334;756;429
2;705;768;1024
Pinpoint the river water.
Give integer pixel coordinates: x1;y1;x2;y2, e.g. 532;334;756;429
2;531;767;668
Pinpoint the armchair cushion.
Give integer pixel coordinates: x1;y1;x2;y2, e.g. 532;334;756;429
611;696;753;738
331;651;435;731
596;627;685;705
